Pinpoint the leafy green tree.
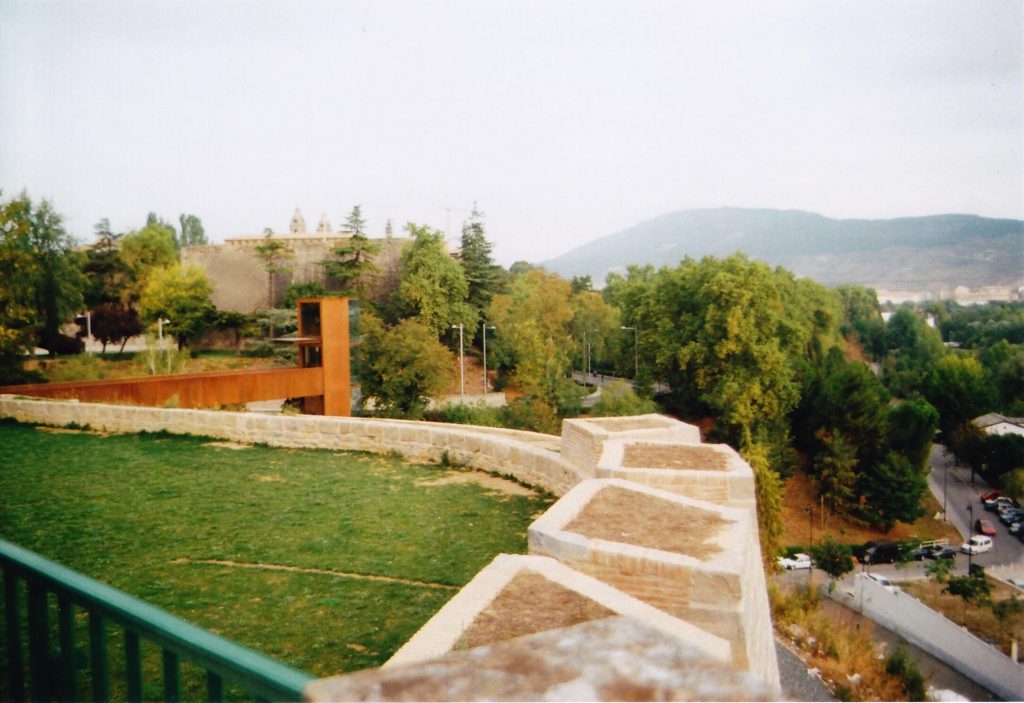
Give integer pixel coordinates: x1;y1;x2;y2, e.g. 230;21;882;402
489;268;576;413
1001;469;1024;502
394;224;474;335
925;354;998;437
0;192;85;359
458;205;504;325
812;428;857;516
887;397;940;473
358;312;453;418
590;380;658;417
253;234;293;310
283;281;326;309
945;571;991;622
83;218;130;308
835;285;885;359
570;290;620;377
927;555;954;584
138;264;215;349
177;213;207;247
882;308;945;397
322;205;380;296
982;340;1024;414
810;536;855;590
120;219;178;302
885;648;926;702
859;453;927;531
570;275;593;293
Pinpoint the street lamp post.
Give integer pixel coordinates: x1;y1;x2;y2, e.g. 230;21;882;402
451;324;465;403
620;326;638;380
966;503;974;576
481;323;495;394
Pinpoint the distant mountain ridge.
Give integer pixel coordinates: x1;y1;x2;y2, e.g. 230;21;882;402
542;208;1024;297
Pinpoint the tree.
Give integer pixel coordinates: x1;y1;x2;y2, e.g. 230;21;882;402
489;268;576;413
322;205;380;296
1001;469;1024;502
945;571;991;623
741;440;784;565
83;219;130;308
887;397;940;473
357;312;454;418
283;281;326;310
393;224;474;335
0;192;85;361
458;205;504;326
90;303;143;353
925;354;998;437
882;308;945;397
178;214;207;247
570;290;620;378
138;264;215;349
812;429;857;516
835;285;885;359
810;535;855;590
253;234;293;309
859;453;928;531
120;219;178;302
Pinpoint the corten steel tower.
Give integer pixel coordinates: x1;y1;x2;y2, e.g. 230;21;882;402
294;297;352;416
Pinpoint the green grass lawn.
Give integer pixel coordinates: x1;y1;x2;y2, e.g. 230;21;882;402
0;420;553;682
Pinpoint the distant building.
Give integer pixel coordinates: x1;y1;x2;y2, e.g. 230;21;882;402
182;208;407;313
973;413;1024;437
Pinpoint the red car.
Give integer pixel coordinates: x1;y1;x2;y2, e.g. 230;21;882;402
976;517;998;536
981;489;1002;503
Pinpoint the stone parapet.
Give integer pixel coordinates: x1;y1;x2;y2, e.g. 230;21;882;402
560;414;700;476
528;478;780;691
386;553;730;669
596;438;756;508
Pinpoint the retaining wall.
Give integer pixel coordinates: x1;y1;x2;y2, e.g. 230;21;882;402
0;396;583;496
838;573;1024;701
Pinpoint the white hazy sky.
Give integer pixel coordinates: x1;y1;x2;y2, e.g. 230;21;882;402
1;0;1022;266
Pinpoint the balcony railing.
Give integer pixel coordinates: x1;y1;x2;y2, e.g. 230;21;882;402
1;540;313;702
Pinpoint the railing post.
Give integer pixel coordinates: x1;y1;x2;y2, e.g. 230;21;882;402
125;628;143;703
3;569;26;702
57;594;76;702
163;648;181;703
88;611;108;702
27;580;49;702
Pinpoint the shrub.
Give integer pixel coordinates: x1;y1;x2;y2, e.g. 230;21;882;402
589;380;658;417
885;648;927;701
432;403;503;427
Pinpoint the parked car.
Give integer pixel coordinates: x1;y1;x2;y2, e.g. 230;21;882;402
1006;577;1024;590
999;508;1024;526
976;517;998;535
980;489;1002;503
860;541;901;565
908;545;933;561
985;496;1017;512
778;553;813;570
928;546;957;560
868;574;899;593
1009;521;1024;536
961;535;994;554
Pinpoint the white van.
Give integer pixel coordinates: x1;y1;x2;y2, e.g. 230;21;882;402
960;535;993;554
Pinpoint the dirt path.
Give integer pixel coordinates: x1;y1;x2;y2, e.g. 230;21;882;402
173;558;459;590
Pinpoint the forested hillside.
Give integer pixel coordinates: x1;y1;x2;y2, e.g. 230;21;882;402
542;208;1024;292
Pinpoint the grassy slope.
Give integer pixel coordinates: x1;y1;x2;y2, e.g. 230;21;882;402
0;422;552;679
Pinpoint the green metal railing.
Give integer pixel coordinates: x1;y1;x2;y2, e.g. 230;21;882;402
1;540;313;702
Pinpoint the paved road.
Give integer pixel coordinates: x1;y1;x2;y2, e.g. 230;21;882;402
926;444;1024;575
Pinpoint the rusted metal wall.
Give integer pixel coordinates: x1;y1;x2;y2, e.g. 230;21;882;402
0;367;323;409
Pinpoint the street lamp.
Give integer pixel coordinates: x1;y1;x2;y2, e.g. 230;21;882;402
451;324;465;403
620;326;638;380
966;503;974;576
481;323;495;394
158;318;171;346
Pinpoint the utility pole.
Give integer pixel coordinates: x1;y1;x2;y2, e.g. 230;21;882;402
451;324;465;403
482;323;495;394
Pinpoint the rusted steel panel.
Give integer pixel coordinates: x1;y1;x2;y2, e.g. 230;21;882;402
0;367;323;409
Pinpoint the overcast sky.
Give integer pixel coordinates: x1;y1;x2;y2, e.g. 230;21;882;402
1;0;1021;266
